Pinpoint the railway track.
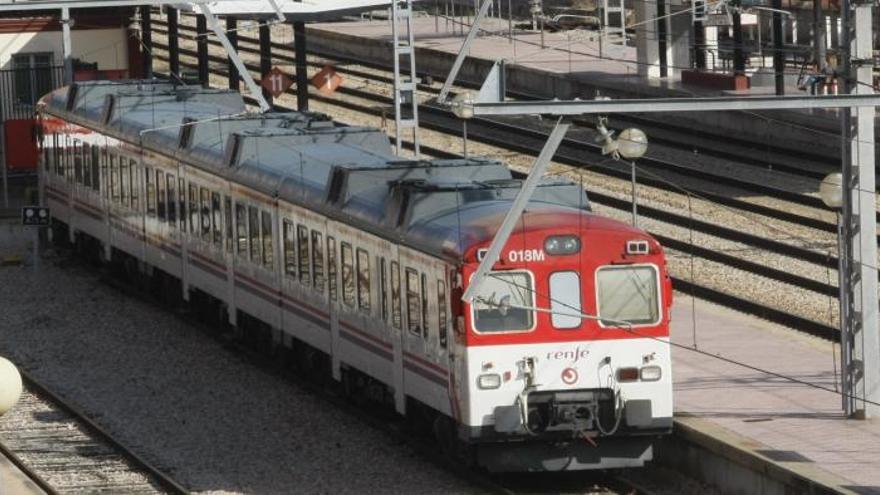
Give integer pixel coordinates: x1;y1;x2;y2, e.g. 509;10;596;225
148;16;842;339
0;369;187;494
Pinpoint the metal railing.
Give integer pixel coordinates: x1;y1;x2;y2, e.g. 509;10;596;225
0;65;64;121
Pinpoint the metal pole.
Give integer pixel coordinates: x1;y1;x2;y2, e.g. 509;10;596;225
507;0;512;43
61;7;73;86
462;120;468;157
168;7;180;79
140;5;153;79
259;21;273;106
772;0;785;94
196;14;209;86
836;211;851;412
631;160;637;226
438;0;494;103
732;8;745;75
840;0;879;418
657;0;667;77
813;0;826;69
294;20;309;111
227;16;239;90
0;122;7;208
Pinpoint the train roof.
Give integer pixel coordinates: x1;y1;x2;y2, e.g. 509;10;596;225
41;80;600;261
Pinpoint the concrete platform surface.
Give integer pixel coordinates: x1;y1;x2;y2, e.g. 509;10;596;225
0;450;46;495
670;296;880;494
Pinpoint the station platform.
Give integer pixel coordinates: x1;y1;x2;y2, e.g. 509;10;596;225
305;14;845;161
667;296;879;494
0;449;45;495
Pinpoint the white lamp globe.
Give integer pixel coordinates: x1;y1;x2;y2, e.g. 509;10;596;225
617;128;649;160
0;357;22;416
451;91;476;120
819;172;843;209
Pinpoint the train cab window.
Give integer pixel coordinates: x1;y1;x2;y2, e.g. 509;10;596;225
129;160;139;210
156;170;166;220
91;146;100;192
327;237;337;301
110;155;119;203
297;225;310;284
471;271;535;333
212;192;223;248
167;175;177;225
145;169;156;217
120;159;129;207
201;187;212;240
312;231;324;292
438;280;448;348
550;272;582;329
596;265;660;326
405;269;422;335
379;258;388;322
73;141;83;185
341;242;354;307
261;210;273;269
236;204;248;257
189;184;198;234
356;248;371;312
248;206;261;263
178;178;186;232
390;262;401;329
283;220;296;276
224;196;233;253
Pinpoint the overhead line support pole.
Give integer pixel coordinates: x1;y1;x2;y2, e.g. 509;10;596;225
293;20;308;111
168;7;180;79
772;0;784;94
61;7;72;85
259;20;273;107
226;16;239;90
438;0;493;103
140;5;153;78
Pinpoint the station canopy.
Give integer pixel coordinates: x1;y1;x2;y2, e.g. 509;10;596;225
176;0;407;19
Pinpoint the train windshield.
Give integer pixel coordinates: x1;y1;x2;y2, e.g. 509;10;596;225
471;271;535;333
596;265;660;326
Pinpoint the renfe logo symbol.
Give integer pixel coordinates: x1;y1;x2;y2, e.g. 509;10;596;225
561;367;578;385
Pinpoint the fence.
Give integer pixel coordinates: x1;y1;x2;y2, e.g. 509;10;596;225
0;65;65;121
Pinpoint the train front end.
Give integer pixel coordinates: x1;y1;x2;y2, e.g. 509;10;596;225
455;210;673;471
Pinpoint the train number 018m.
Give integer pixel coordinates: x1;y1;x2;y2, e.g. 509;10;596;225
507;249;545;262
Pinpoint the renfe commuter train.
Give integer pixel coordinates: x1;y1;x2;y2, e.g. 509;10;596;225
37;80;673;472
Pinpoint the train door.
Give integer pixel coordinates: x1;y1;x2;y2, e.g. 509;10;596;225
377;240;405;414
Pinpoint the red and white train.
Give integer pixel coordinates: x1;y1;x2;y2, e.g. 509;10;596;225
38;80;673;471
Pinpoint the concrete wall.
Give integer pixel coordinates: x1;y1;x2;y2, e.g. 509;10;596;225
0;28;129;71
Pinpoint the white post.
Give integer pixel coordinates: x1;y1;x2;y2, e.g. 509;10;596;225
61;7;73;85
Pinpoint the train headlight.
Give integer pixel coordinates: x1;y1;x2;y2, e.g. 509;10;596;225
477;373;502;389
544;235;580;255
640;365;662;381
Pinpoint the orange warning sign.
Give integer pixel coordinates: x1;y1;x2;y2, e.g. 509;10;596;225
261;67;293;98
311;65;343;96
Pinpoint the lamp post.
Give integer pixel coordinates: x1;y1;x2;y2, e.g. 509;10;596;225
819;172;854;415
597;119;649;226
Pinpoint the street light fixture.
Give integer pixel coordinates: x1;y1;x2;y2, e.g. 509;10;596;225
597;118;649;226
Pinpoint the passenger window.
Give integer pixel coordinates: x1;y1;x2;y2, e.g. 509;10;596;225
167;174;177;225
327;237;337;301
391;262;401;329
297;225;310;284
54;135;63;177
145;168;156;216
73;141;83;185
261;210;273;268
312;231;324;292
120;159;129;206
406;268;421;335
421;273;429;338
550;271;582;329
438;280;448;348
248;206;261;263
212;192;222;247
379;258;388;322
99;148;107;197
200;187;211;240
283;220;296;277
156;170;166;221
236;203;248;257
224;196;233;253
129;160;139;210
188;184;198;234
81;143;91;187
110;155;119;203
178;178;186;232
91;146;100;191
341;242;355;307
357;248;371;312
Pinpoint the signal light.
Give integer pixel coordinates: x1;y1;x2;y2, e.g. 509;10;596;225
545;235;580;255
616;367;639;382
478;374;502;389
626;240;650;255
640;366;662;381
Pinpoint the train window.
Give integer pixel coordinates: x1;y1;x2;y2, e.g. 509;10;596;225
379;258;388;322
405;268;421;335
178;178;186;232
82;143;91;188
99;148;107;197
471;271;535;333
248;206;261;263
390;262;401;329
550;272;581;329
297;225;310;284
341;242;354;307
129;160;139;210
110;155;119;203
327;237;337;301
201;187;211;240
283;220;296;277
438;280;448;348
188;184;198;234
212;192;223;248
356;248;371;312
91;146;100;192
145;168;156;217
236;204;248;257
156;170;166;221
167;175;177;225
595;265;660;326
312;231;324;292
120;159;129;207
261;210;273;269
73;141;83;185
224;196;233;253
421;273;429;338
